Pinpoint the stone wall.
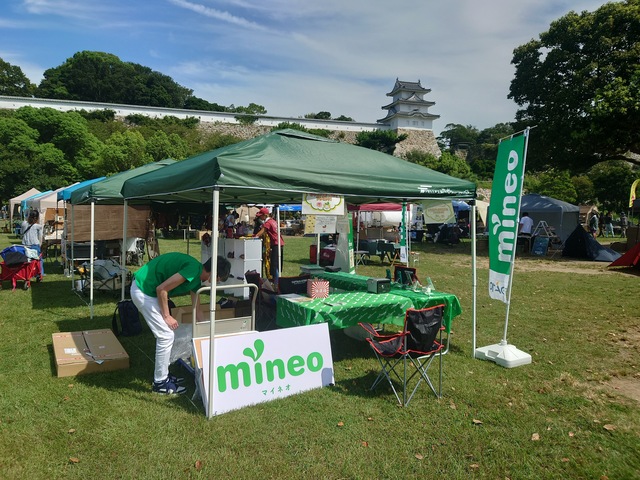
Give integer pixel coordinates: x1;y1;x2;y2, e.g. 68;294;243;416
197;122;439;157
394;129;441;158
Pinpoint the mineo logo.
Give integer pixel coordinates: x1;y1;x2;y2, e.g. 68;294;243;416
216;339;324;392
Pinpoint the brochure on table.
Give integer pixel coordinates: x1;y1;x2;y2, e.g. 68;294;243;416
193;323;334;416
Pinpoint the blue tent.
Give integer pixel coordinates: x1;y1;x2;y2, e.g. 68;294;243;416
57;178;106;202
278;204;302;212
21;190;53;217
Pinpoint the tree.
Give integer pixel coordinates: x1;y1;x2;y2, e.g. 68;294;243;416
437;123;479;152
0;117;76;201
0;58;36;97
571;174;596;205
36;51;193;108
404;150;473;180
99;130;152;175
305;112;332;120
145;131;189;162
509;1;640;171
475;123;514;163
14;106;103;177
588;160;637;212
183;96;226;112
232;103;267;125
524;169;578;204
355;130;407;155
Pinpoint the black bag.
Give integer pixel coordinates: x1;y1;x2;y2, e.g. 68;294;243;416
112;300;143;336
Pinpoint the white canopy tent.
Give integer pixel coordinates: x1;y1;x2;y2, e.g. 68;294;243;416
10;187;40;224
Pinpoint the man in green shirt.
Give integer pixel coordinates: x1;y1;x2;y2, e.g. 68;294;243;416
131;252;231;394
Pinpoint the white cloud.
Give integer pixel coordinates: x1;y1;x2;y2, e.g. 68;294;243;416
6;0;609;135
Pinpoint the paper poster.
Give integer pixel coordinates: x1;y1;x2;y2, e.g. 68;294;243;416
312;215;337;234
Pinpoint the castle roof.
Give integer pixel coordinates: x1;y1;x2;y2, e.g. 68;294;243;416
377;109;440;123
381;96;436;110
386;79;431;96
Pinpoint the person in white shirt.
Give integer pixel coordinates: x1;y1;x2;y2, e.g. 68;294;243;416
21;210;44;274
518;212;534;236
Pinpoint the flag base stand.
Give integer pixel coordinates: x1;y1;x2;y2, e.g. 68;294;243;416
475;340;531;368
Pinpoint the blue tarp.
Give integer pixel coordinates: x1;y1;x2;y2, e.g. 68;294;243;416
452;200;470;215
57;178;106;201
21;190;53;215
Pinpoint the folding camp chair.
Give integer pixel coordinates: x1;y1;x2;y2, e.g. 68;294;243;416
78;258;129;295
366;241;384;264
378;241;400;265
359;304;445;406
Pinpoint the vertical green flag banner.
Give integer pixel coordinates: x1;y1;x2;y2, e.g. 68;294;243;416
488;133;527;303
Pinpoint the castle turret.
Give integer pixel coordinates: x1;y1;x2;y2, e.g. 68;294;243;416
378;79;439;130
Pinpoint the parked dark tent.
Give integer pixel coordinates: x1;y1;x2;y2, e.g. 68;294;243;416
608;242;640;269
562;225;622;262
520;194;580;242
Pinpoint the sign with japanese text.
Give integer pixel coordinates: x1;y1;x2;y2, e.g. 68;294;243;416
194;323;334;416
488;133;527;303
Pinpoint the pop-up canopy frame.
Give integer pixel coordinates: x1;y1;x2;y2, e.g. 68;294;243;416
121;129;478;417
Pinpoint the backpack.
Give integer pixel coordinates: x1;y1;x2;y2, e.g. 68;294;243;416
112;300;143;337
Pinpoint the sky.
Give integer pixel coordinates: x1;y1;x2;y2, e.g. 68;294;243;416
1;0;608;136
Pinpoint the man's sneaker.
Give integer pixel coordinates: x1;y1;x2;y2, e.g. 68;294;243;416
152;377;186;395
168;374;185;385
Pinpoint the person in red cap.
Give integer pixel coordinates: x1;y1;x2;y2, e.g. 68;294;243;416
253;207;284;280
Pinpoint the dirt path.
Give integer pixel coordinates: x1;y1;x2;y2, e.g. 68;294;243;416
466;256;631;275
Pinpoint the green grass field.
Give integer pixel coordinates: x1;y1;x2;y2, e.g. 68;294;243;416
0;232;638;479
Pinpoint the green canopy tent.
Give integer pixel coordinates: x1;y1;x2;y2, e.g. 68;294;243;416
121;129;478;418
122;130;475;204
67;160;177;316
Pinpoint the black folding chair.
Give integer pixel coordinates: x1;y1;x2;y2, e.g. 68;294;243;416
359;304;445;406
245;270;277;331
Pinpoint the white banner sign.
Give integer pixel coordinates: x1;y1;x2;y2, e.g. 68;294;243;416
302;194;345;215
194;324;334;416
421;200;455;224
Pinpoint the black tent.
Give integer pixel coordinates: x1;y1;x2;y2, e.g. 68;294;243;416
562;225;622;262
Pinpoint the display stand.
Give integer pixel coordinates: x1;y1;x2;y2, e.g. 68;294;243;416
217;238;262;299
532;220;554;238
531;221;561;256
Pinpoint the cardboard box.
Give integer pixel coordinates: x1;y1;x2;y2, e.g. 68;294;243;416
307;279;330;299
173;303;253;337
52;329;129;378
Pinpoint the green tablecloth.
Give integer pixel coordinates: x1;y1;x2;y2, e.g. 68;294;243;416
311;271;461;332
276;292;414;330
314;271;371;291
